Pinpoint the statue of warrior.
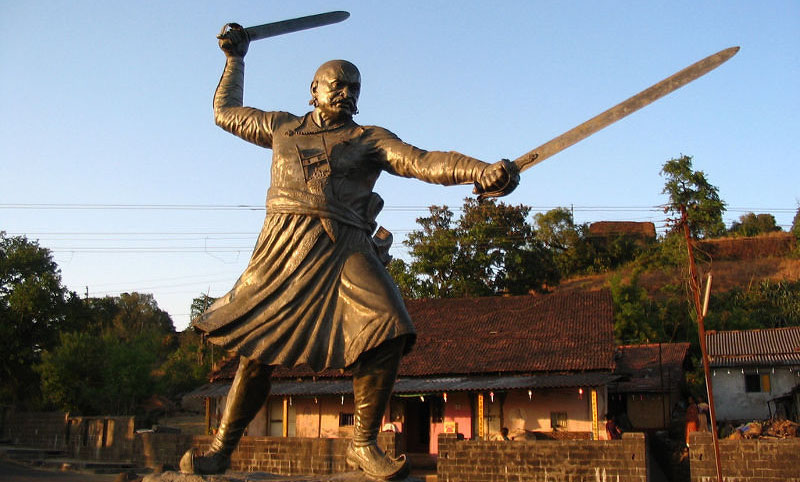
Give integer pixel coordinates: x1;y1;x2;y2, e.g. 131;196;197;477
180;23;518;479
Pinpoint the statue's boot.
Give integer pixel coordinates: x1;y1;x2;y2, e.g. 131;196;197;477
346;337;410;480
180;356;272;475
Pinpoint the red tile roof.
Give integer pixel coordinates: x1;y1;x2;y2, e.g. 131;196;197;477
610;343;690;393
707;326;800;367
209;290;615;380
399;290;615;376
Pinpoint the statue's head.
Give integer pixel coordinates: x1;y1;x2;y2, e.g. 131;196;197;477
309;60;361;121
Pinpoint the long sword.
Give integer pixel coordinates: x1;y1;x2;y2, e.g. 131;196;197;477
514;46;740;173
244;11;350;42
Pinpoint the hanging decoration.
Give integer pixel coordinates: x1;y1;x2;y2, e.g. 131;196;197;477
443;392;448;403
578;388;584;400
489;392;495;403
528;389;533;400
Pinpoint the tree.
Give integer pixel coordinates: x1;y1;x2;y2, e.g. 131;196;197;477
728;212;781;237
533;207;599;276
38;331;159;414
190;293;218;322
792;206;800;238
110;292;174;340
37;331;106;414
402;206;460;298
661;155;726;239
706;280;800;331
609;271;658;344
0;232;79;404
157;329;213;398
386;259;423;299
399;199;558;298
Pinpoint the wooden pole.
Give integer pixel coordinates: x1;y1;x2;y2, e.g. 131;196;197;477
680;206;723;482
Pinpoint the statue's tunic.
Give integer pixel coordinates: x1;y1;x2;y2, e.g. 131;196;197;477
193;58;489;371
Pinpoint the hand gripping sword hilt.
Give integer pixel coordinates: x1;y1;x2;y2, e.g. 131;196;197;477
474;159;522;201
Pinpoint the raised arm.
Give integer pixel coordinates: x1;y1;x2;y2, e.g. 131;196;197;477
213;23;274;148
372;128;519;198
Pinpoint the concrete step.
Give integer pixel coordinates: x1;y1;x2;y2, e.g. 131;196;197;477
0;446;67;460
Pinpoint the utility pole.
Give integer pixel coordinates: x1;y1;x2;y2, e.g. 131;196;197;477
680;206;722;482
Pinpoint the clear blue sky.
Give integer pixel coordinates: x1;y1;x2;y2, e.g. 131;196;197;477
2;1;798;330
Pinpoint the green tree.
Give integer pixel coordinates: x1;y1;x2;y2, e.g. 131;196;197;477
609;271;658;344
728;212;781;237
386;259;423;299
403;206;460;298
661;155;726;239
37;292;178;414
38;330;159;414
157;329;212;398
534;208;589;276
706;280;800;331
0;232;80;404
37;331;106;413
792;206;800;238
190;293;218;322
401;199;558;298
110;292;174;340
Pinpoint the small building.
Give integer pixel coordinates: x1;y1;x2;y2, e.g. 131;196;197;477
587;221;656;246
707;326;800;422
608;342;691;430
186;290;620;454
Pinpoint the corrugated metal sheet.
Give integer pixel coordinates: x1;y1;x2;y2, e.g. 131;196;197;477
185;372;618;399
707;326;800;367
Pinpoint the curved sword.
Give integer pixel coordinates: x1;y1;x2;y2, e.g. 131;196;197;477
244;11;350;42
514;46;740;173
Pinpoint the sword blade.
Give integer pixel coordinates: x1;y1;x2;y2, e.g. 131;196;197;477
515;46;740;172
245;11;350;42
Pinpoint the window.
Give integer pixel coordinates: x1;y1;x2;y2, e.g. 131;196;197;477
550;412;568;430
339;413;354;426
744;373;771;393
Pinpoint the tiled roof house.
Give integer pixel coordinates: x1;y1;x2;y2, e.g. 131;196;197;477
188;290;621;451
707;327;800;422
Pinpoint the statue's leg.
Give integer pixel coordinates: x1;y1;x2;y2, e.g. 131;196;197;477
180;355;273;475
347;336;410;480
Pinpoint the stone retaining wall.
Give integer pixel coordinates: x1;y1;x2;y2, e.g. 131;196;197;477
134;432;400;476
689;432;800;482
2;411;68;449
437;432;649;482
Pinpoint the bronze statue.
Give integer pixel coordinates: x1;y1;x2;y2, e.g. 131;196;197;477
180;22;517;479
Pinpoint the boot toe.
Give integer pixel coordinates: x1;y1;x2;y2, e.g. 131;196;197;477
346;443;409;480
179;448;230;475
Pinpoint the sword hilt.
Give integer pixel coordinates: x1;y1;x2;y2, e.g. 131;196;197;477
473;159;520;201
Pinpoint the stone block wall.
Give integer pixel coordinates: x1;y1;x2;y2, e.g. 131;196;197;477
66;416;135;461
134;432;400;476
2;411;68;449
437;432;648;482
689;432;800;482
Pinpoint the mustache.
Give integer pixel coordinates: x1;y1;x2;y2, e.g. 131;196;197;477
333;98;356;109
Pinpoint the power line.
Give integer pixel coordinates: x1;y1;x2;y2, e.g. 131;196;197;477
2;202;796;213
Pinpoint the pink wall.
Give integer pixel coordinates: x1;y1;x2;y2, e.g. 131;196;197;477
433;392;472;453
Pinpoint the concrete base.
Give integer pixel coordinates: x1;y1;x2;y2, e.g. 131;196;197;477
143;471;423;482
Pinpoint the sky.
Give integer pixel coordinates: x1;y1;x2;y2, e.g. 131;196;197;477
2;1;798;331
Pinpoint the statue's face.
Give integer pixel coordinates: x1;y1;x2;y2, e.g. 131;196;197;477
311;61;361;121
